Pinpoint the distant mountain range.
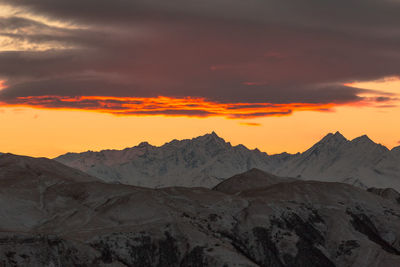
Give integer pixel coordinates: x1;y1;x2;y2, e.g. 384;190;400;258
55;132;276;188
1;153;399;266
55;131;400;191
273;132;400;190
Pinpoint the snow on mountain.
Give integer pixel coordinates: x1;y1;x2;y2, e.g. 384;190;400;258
55;132;276;188
274;132;400;191
1;156;400;266
55;131;400;191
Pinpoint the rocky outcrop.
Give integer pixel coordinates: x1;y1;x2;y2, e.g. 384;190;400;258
367;187;400;205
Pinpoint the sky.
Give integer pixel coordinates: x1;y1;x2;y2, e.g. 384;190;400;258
0;0;400;157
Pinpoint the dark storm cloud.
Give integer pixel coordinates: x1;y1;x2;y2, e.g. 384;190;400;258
0;0;399;114
3;0;400;31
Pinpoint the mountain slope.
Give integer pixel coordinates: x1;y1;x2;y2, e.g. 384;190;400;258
274;132;400;190
0;153;98;184
0;153;99;232
367;187;400;205
1;155;400;266
55;131;400;190
213;168;295;194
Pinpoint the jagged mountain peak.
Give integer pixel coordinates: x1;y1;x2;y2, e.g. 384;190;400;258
210;130;219;137
188;132;230;150
319;131;348;144
137;141;152;148
162;132;226;145
333;130;345;137
351;134;374;143
159;132;230;152
350;135;389;153
304;132;348;155
312;132;389;151
195;131;226;143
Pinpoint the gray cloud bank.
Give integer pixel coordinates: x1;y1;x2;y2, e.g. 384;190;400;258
0;0;399;112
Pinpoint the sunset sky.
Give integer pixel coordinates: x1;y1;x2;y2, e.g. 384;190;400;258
0;0;400;157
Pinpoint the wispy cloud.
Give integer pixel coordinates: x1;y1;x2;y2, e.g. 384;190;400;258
0;95;336;118
0;93;395;118
0;80;6;91
240;122;262;126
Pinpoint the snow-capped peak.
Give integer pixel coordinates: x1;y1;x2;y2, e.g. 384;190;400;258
317;131;348;145
350;135;389;153
194;131;227;145
300;131;348;158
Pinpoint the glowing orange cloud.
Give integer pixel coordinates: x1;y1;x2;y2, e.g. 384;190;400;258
0;95;340;119
0;80;6;91
2;82;397;120
240;122;262;126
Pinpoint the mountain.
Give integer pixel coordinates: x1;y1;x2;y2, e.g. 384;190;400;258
273;132;400;190
1;155;400;266
213;168;296;194
55;132;277;188
367;187;400;205
0;153;99;232
0;153;98;184
55;132;400;191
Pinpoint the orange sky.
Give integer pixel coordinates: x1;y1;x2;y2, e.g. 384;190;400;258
0;77;399;158
1;3;400;158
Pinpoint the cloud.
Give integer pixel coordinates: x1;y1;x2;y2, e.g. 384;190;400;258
0;94;393;119
0;95;338;118
0;80;6;91
0;0;399;117
240;122;262;126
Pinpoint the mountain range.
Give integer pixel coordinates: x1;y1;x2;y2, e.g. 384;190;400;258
0;153;399;266
55;131;400;191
